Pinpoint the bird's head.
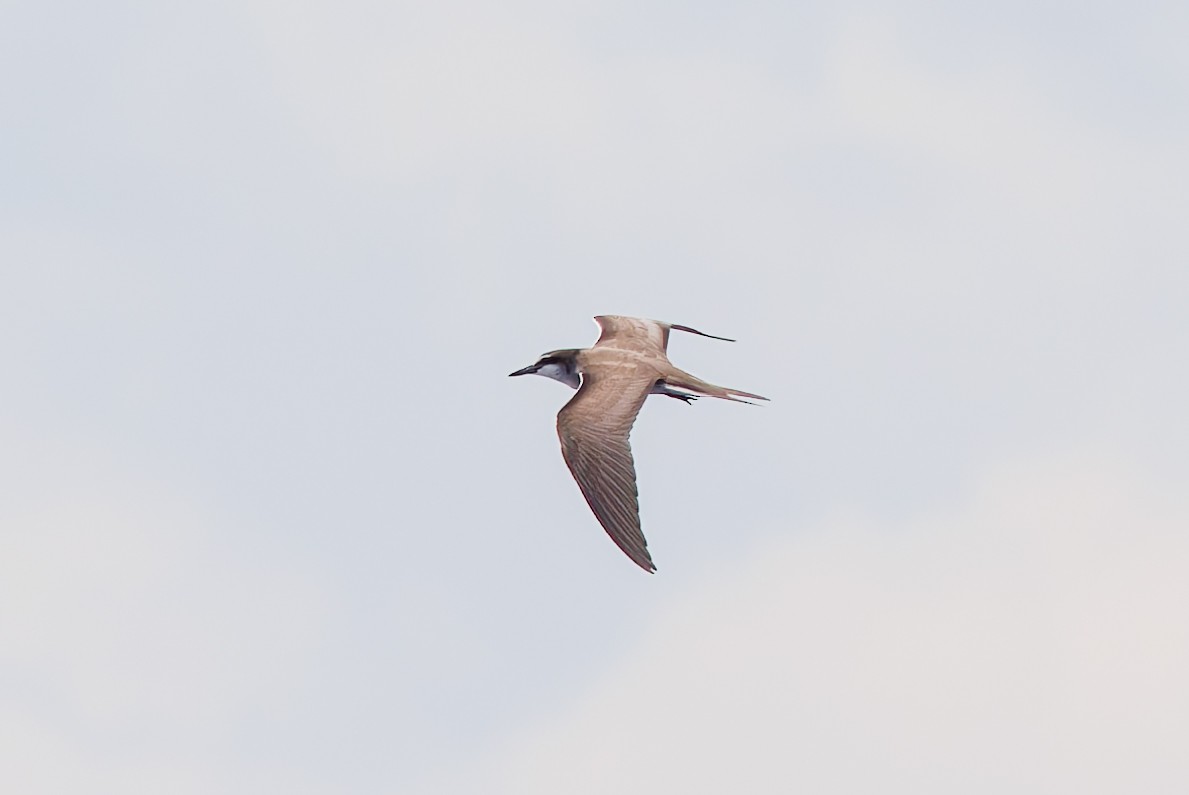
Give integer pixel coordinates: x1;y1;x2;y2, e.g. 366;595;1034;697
508;349;582;388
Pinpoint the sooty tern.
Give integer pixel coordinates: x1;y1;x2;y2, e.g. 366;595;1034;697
509;315;768;572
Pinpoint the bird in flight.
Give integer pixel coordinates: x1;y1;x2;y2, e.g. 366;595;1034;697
509;315;768;572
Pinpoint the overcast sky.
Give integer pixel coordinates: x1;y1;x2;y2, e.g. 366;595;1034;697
3;1;1188;792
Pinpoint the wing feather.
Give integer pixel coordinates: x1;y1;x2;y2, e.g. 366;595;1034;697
593;315;668;355
593;315;734;353
556;367;656;572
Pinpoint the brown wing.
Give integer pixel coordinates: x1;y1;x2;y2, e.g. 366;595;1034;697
592;315;668;355
556;366;657;572
593;315;735;353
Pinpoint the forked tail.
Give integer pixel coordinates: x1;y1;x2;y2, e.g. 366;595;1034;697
660;369;769;405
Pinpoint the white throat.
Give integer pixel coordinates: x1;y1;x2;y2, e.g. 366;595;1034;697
536;362;581;389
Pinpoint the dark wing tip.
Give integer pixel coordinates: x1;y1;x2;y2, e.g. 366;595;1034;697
670;323;736;342
628;554;657;573
630;548;658;573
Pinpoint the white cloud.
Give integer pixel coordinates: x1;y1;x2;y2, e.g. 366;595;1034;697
422;454;1189;794
237;1;601;177
0;428;332;794
6;3;1188;791
820;14;1188;233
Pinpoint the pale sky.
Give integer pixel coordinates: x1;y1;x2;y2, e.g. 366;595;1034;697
2;1;1188;793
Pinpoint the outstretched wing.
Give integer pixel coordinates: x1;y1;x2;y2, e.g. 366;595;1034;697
556;366;656;572
592;315;668;355
594;315;734;354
